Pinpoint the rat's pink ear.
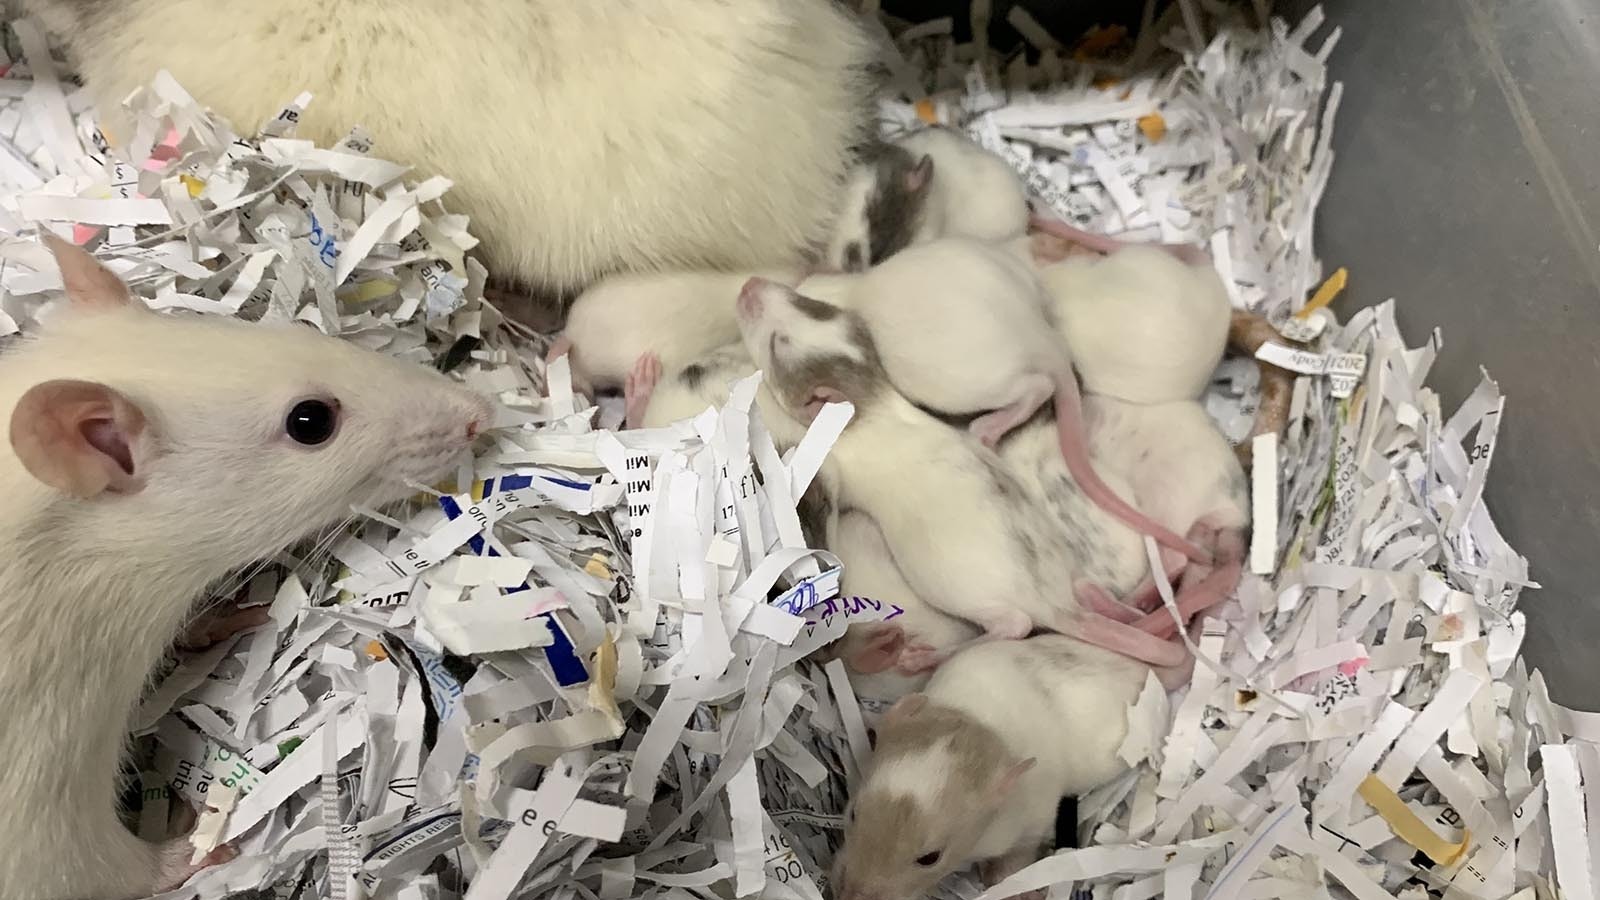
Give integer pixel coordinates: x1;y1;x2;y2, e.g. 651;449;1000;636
905;154;934;194
43;232;137;311
802;386;849;423
993;757;1036;798
10;379;152;498
885;693;928;725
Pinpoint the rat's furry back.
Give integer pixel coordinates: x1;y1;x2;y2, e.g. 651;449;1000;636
22;0;879;307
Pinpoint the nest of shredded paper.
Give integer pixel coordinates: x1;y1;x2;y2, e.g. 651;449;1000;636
0;6;1582;900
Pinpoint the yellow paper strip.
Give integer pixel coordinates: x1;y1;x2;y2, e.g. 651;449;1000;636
1137;113;1167;143
1357;774;1471;866
1296;266;1348;318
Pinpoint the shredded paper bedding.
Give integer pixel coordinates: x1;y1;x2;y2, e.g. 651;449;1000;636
0;6;1587;899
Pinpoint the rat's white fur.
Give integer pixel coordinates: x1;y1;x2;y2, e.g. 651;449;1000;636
1083;397;1249;536
0;284;486;899
21;0;876;299
897;127;1030;246
835;237;1061;420
1039;245;1232;404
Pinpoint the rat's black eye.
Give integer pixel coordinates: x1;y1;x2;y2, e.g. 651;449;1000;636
286;398;340;446
915;851;941;867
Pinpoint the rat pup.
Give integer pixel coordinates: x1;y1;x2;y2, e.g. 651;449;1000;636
833;636;1167;900
553;267;802;401
734;275;1202;671
0;236;490;900
824;125;1202;272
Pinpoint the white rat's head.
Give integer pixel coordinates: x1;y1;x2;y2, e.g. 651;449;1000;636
3;236;492;576
823;145;933;274
734;276;885;424
834;695;1035;900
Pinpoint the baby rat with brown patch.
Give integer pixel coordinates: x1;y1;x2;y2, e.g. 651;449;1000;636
0;237;490;900
833;635;1170;900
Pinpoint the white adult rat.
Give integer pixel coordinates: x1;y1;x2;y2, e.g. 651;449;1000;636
734;276;1198;670
833;635;1166;900
21;0;875;311
0;236;490;900
762;243;1208;562
823;125;1203;273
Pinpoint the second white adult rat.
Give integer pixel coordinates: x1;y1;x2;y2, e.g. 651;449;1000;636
833;635;1167;900
22;0;877;312
0;237;491;900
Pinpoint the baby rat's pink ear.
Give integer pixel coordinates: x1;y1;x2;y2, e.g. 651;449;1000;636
802;386;849;423
43;232;137;311
10;379;152;498
993;757;1036;798
905;154;934;194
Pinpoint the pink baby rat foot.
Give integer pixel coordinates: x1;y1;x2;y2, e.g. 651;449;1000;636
969;374;1054;449
544;334;573;365
895;641;949;675
1136;552;1242;638
845;624;906;675
156;836;238;891
177;603;270;651
623;352;663;429
1076;581;1141;624
1120;546;1188;614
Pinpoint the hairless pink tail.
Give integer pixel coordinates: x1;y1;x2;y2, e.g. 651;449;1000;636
1028;213;1205;264
1052;374;1210;563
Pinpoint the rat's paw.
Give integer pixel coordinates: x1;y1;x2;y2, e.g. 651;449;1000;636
846;624;906;675
895;642;947;675
155;837;238;891
623;352;663;429
978;608;1034;642
178;604;270;650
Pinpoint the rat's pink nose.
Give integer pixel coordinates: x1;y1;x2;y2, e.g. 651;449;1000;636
737;277;768;319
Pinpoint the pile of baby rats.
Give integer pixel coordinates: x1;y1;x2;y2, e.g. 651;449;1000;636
551;122;1299;900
